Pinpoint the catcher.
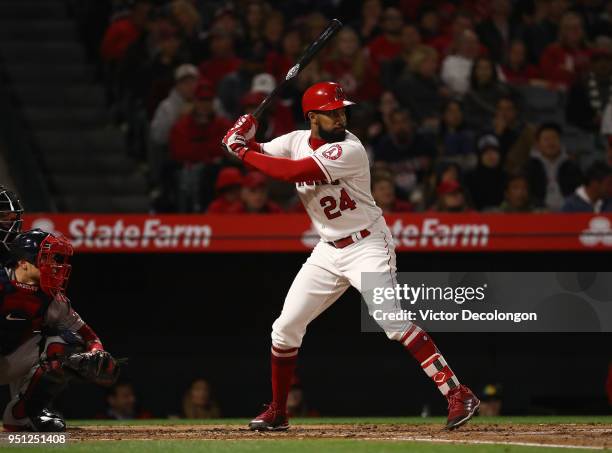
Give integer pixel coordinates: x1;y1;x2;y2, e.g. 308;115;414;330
0;229;119;431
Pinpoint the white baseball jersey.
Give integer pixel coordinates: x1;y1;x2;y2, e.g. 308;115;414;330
262;130;382;242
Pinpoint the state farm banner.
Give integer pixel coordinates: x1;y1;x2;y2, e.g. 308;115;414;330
22;213;612;253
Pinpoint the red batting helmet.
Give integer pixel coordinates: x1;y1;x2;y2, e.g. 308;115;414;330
302;82;355;117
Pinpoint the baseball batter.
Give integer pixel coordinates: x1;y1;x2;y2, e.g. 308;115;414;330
222;82;479;431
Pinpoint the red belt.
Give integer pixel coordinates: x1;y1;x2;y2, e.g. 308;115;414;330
329;229;371;249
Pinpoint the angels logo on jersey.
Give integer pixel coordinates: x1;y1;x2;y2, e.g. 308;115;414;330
322;144;342;160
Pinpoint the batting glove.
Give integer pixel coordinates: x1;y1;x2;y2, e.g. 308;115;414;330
229;114;258;141
222;131;249;159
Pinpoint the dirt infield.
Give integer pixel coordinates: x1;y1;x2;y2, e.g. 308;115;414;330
69;423;612;448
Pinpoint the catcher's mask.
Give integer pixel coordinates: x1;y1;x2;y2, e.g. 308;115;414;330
11;229;74;296
0;186;23;252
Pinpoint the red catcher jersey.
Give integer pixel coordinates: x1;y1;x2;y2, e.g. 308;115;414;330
262;130;382;242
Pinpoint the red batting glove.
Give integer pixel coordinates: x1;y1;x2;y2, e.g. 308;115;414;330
227;114;258;141
222;131;249;159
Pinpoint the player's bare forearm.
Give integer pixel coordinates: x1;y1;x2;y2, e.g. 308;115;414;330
243;150;326;183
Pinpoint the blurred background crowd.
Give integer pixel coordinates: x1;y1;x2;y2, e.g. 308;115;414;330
4;0;612;213
95;374;319;420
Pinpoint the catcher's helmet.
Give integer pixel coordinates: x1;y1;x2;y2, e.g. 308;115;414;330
0;185;23;252
11;229;73;296
302;81;355;117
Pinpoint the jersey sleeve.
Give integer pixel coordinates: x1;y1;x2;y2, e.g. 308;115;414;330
45;295;85;332
261;132;293;158
312;142;367;182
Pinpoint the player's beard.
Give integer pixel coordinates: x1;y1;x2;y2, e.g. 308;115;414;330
319;125;346;143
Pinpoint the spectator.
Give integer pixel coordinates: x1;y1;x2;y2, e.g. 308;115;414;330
566;49;612;133
437;99;477;170
372;172;414;213
418;7;442;44
207;167;244;213
464;57;512;129
479;384;503;416
423;161;465;208
169;81;231;165
499;40;542;85
171;0;206;61
198;28;242;90
100;0;152;63
304;12;329;43
518;0;565;65
243;1;268;50
475;0;515;63
526;123;582;211
498;173;538;213
266;29;303;83
373;109;436;195
368;91;400;143
263;10;285;51
466;134;506;210
431;179;470;212
493;96;537;172
381;24;422;89
351;0;383;43
562;161;612;212
367;7;404;70
287;384;319;418
150;64;199;147
101;381;152;420
323;27;380;101
429;10;475;58
210;6;243;39
146;22;192;115
441;29;481;96
393;45;447;127
217;46;267;118
169;81;231;211
182;378;221;419
117;15;170;105
240;172;283;213
539;12;592;88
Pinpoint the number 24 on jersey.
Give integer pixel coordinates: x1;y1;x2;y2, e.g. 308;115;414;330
320;189;357;220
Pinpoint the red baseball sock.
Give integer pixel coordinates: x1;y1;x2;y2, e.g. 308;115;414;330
271;345;298;412
400;325;460;396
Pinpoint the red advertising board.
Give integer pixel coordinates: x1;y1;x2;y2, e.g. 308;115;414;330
22;213;612;253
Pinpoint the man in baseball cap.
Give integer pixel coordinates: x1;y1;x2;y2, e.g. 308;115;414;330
151;64;200;146
206;167;244;213
240;172;283;213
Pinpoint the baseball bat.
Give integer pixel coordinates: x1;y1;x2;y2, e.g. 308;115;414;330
252;18;343;120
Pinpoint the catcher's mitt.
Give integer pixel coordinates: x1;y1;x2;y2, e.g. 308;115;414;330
63;350;121;386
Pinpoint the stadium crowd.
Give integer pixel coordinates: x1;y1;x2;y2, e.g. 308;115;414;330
90;0;612;213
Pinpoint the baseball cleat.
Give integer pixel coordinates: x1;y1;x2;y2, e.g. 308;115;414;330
3;409;66;432
445;385;480;430
248;403;289;431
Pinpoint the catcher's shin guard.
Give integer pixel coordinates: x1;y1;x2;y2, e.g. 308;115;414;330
6;342;72;429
